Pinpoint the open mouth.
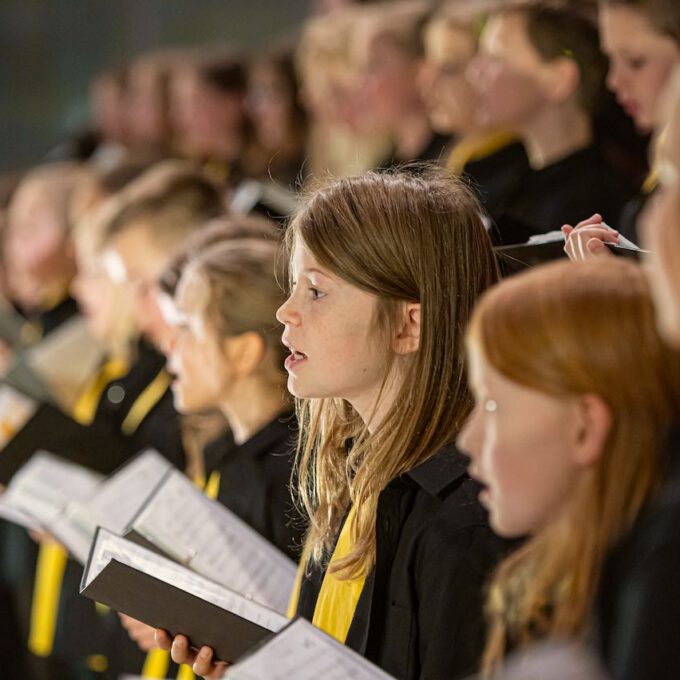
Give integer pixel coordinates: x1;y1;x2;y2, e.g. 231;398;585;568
284;348;307;372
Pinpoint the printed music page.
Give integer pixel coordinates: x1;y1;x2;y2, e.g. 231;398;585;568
129;469;297;613
227;618;395;680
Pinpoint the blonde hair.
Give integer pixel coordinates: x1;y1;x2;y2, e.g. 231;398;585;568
181;237;289;381
99;160;224;252
289;167;499;577
467;259;680;676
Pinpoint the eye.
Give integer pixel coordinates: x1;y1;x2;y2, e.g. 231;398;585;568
627;57;647;70
309;286;326;300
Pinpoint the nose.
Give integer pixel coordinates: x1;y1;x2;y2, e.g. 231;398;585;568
606;61;622;95
456;408;483;464
276;294;300;326
161;325;180;357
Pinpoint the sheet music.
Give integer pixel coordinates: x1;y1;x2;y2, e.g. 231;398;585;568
0;385;38;448
88;449;172;533
2;451;103;527
85;528;288;634
130;470;297;613
49;449;173;564
0;494;41;531
227;618;395;680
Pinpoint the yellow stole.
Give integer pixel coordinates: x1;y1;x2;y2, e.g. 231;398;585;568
29;360;172;676
311;506;366;644
28;358;129;662
447;130;519;176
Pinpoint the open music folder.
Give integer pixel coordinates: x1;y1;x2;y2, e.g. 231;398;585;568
50;449;172;563
0;449;171;564
0;450;103;531
81;528;288;664
226;618;396;680
126;469;297;613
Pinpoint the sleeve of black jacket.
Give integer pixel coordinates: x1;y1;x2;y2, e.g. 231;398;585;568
414;505;502;679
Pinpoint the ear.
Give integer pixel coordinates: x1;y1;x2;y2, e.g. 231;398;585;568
222;331;267;377
393;303;421;355
543;56;581;104
571;393;612;468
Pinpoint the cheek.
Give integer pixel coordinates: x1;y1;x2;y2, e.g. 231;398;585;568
484;417;579;535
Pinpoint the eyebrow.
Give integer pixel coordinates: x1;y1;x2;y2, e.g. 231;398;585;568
301;267;333;280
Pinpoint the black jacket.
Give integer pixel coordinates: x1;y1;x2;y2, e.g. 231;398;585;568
490;145;632;246
593;425;680;680
208;410;302;561
296;445;510;680
0;342;185;483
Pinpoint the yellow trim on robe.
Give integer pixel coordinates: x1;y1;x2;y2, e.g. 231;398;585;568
28;543;69;656
311;506;366;644
29;361;172;671
204;470;221;501
29;358;128;659
177;663;197;680
71;358;129;425
121;370;172;436
447;131;519;176
643;127;667;194
287;560;305;619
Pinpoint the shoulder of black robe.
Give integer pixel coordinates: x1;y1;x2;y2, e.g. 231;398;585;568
617;187;654;246
296;443;515;680
0;342;185;483
463;141;531;223
592;424;680;680
214;409;302;560
33;296;79;338
493;145;635;246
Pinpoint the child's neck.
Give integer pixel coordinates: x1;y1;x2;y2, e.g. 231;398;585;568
350;370;404;435
219;378;289;445
519;103;592;170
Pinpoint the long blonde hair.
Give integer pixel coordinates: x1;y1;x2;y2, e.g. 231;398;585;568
288;167;499;578
467;259;680;676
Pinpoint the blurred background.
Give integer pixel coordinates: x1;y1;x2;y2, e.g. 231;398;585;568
0;0;312;172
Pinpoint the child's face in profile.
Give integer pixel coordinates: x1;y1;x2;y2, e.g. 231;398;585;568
599;5;680;133
71;235;127;343
104;222;171;350
276;239;388;418
166;269;231;415
466;12;553;132
458;347;593;538
421;21;478;135
5;183;74;307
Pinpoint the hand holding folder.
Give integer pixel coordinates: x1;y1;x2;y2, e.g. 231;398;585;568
80;528;288;665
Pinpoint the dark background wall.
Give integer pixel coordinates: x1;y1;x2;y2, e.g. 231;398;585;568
0;0;312;173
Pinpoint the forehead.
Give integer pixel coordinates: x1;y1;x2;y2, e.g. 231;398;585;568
600;5;669;49
291;237;321;270
481;12;529;51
